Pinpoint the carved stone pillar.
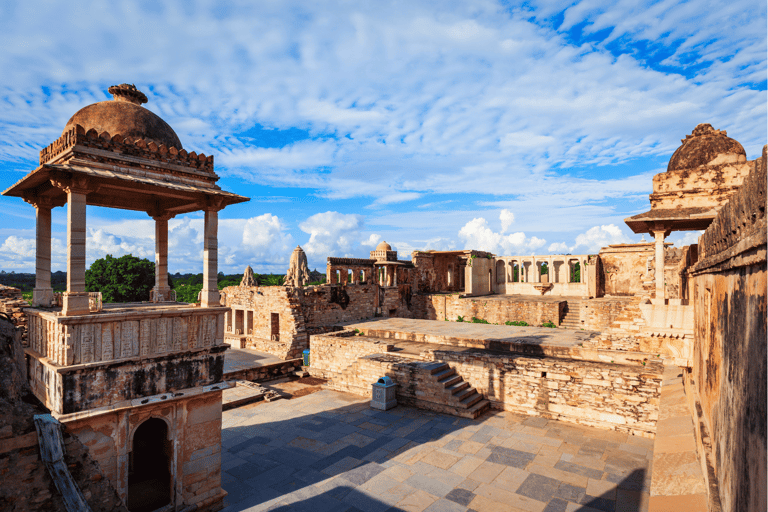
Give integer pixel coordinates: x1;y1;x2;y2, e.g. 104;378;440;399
62;181;90;316
651;226;670;304
33;200;54;306
152;214;174;302
200;207;220;307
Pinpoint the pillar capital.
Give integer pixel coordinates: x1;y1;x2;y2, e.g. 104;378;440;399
22;193;55;210
202;195;226;212
50;175;93;195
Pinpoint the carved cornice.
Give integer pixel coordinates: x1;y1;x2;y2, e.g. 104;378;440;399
49;175;93;195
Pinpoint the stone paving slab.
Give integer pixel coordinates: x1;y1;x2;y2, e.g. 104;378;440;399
220;390;652;512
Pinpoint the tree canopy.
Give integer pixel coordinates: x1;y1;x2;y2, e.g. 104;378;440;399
85;254;155;303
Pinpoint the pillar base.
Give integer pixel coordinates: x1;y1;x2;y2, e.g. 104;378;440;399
200;289;221;308
32;288;54;307
150;287;174;303
61;292;91;316
650;297;667;306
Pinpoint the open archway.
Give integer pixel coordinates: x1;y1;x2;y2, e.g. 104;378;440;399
128;417;172;512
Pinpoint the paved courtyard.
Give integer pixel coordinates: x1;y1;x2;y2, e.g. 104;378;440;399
220;390;653;512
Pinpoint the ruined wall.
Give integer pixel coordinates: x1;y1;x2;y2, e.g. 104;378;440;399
0;285;29;343
687;147;766;512
581;297;638;331
412;252;464;293
314;329;662;436
433;349;661;437
302;285;378;327
414;294;563;326
466;255;494;296
651;159;753;210
0;315;127;511
599;244;655;297
308;331;393;381
222;285;307;359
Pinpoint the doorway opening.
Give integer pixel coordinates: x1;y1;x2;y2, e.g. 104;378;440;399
127;418;172;512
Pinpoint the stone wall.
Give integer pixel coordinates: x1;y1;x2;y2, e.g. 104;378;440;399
308;331;393;381
687;146;766;512
222;285;307;359
65;389;225;510
415;294;563;326
312;329;662;436
431;349;661;437
0;314;127;512
302;285;379;327
599;243;655;297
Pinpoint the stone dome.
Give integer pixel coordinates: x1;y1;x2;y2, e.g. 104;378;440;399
667;124;745;172
376;241;392;251
62;84;183;149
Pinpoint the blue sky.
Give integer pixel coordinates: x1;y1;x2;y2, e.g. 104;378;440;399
0;0;765;274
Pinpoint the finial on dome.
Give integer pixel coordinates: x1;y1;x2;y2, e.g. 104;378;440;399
108;84;148;105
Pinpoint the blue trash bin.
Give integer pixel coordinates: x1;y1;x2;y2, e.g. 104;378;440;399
303;349;310;367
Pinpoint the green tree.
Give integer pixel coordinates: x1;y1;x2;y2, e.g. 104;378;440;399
85;254;155;303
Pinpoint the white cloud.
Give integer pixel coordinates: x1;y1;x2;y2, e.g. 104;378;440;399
361;234;382;248
572;224;632;253
548;242;570;253
241;213;294;264
299;211;365;259
86;228;154;262
0;235;66;271
458;217;546;255
500;209;515;233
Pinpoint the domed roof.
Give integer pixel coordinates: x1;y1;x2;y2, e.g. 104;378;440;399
376;241;392;251
62;84;183;149
667;124;745;172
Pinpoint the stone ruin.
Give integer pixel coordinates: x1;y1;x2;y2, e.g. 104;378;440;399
0;87;764;512
240;265;258;287
285;245;310;287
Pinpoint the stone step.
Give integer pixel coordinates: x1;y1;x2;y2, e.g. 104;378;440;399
426;362;450;375
459;391;483;408
439;374;463;388
446;381;470;395
454;387;476;402
465;399;491;419
433;368;456;381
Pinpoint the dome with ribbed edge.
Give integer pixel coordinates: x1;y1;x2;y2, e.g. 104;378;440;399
667;123;745;172
62;83;183;149
376;241;392;251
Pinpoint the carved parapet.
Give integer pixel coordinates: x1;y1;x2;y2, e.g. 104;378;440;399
26;307;226;367
39;124;216;175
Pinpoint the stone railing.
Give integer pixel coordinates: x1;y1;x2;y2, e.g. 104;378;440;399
26;307;225;366
52;292;102;312
149;289;177;303
494;254;591;296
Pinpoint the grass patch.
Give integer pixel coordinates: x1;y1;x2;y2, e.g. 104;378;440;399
505;320;529;326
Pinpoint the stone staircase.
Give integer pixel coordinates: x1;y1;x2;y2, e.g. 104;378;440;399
559;299;582;329
425;362;490;419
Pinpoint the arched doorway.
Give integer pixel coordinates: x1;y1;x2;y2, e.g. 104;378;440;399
128;418;172;512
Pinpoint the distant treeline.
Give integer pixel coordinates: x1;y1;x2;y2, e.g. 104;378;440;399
0;271;67;292
0;270;325;303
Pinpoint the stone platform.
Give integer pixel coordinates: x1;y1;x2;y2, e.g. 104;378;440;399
338;318;649;365
224;347;302;383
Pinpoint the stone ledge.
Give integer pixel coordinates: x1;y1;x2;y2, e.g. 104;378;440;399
649;365;712;511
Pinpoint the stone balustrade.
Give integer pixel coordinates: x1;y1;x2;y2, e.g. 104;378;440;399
494;254;591;296
26;306;225;367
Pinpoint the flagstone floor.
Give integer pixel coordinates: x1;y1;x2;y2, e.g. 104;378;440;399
220;390;653;512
